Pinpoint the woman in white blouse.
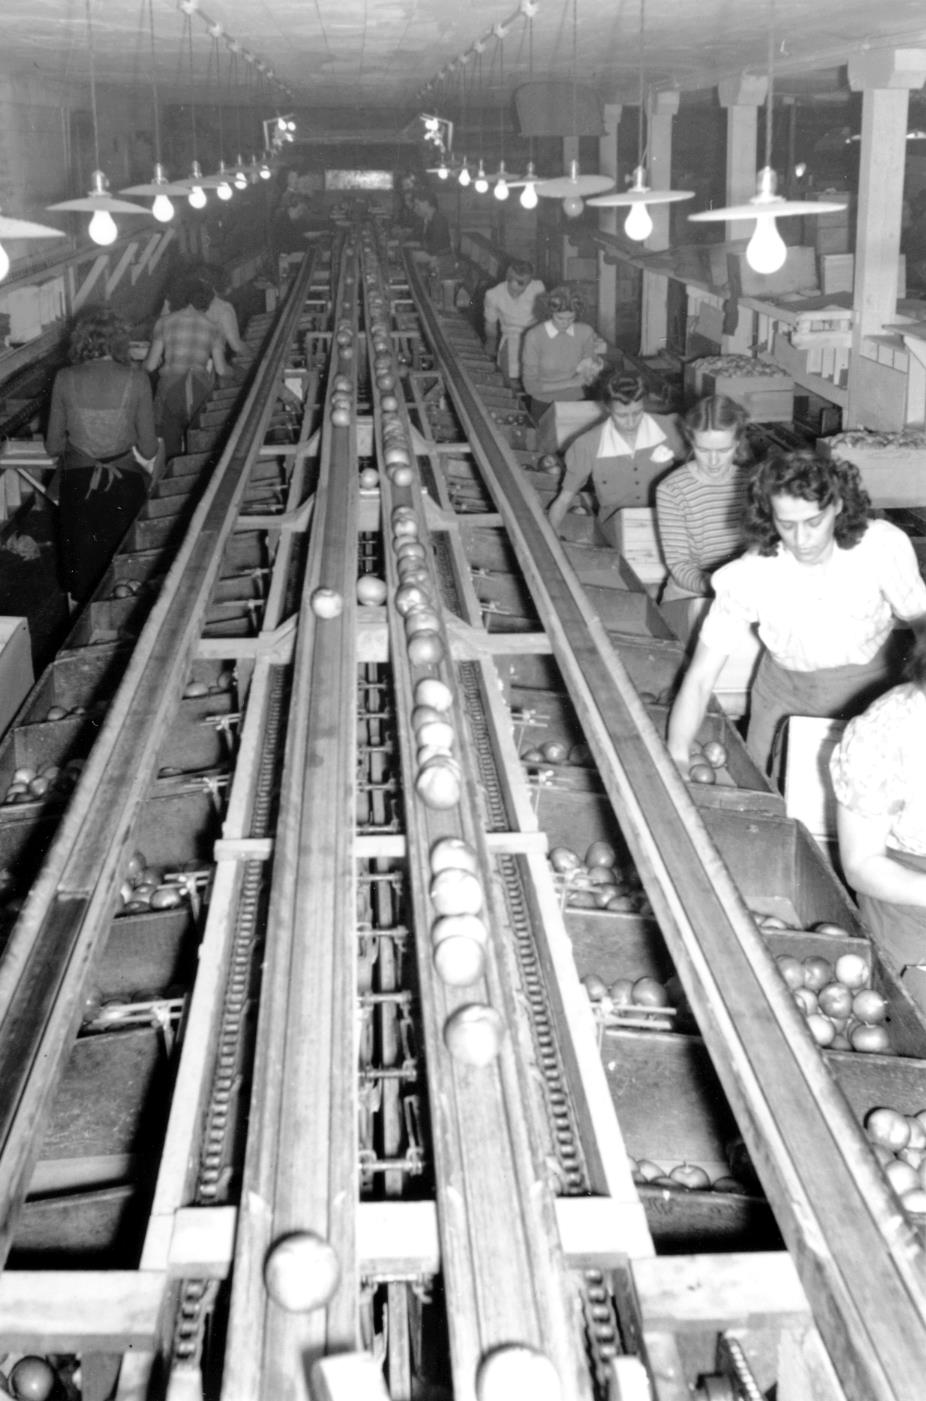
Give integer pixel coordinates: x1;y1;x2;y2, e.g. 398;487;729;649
666;450;926;775
830;618;926;992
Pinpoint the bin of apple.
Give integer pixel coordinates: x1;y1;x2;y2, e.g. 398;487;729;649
628;1155;751;1196
864;1106;926;1218
582;970;690;1031
772;946;892;1053
549;841;652;916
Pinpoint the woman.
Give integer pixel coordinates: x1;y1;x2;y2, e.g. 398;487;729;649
520;285;603;419
483;258;545;387
830;618;926;1001
45;306;158;608
547;371;684;547
144;274;228;460
655;394;752;639
666;449;926;776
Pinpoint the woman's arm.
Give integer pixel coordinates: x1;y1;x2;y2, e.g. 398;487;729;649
837;804;926;908
143;328;164;374
666;637;730;767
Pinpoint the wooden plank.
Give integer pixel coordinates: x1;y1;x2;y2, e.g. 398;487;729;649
0;1271;163;1350
633;1253;810;1330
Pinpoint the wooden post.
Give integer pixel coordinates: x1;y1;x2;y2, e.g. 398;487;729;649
846;50;926;426
597;103;622;343
640;89;679;356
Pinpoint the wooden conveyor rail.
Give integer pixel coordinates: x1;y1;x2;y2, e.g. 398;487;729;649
220;231;361;1400
0;248;320;1269
405;257;926;1401
368;248;592;1400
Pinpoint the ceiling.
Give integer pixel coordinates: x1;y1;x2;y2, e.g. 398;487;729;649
3;0;926;131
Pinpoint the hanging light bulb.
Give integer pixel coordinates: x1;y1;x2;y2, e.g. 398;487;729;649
89;208;119;246
0;210;63;283
152;193;174;223
624;200;653;241
537;159;613;209
520;181;538;211
474;160;489;194
120;162;186;222
746;213;787;274
259;160;272;180
437;160;450;180
217;180;233;201
189;182;207;209
494;176;509;201
458;159;471;188
234;155;248;190
562;195;584;218
49;170;144;247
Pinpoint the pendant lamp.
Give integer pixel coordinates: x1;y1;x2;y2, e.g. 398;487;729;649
688;4;845;273
506;4;544;210
47;0;147;245
586;0;693;238
0;212;64;284
119;0;187;221
535;0;613;216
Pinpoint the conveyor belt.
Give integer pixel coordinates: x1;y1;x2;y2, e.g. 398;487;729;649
0;221;924;1401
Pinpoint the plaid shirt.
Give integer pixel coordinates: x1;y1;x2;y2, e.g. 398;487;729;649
152;307;224;375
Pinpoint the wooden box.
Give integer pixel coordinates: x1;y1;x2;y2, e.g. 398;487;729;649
0;616;32;739
536;401;605;452
691;357;795;422
819;432;926;507
615;507;668;593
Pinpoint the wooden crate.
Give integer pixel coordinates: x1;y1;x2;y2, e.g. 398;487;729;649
818;435;926;506
615;507;668;593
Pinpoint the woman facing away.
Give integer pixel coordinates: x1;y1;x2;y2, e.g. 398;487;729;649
45;305;158;609
655;394;752;640
666;449;926;777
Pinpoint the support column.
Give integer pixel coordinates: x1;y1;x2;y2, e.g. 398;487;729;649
597;103;621;343
846;50;926;425
717;74;767;355
640;89;679;356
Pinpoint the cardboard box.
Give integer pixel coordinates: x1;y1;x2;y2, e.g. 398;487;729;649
0;617;32;738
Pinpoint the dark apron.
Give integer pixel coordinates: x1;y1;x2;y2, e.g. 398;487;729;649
747;641;896;777
858;850;926;1012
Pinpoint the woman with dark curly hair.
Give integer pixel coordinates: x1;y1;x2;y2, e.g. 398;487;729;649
830;617;926;1005
45;305;159;607
666;448;926;775
520;284;605;419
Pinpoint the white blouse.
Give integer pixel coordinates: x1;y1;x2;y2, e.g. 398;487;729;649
830;685;926;855
699;519;926;671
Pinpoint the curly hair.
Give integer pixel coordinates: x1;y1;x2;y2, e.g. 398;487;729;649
68;306;131;365
544;283;584;316
744;449;871;555
683;394;753;465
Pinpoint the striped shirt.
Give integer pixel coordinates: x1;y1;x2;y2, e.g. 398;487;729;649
655;463;749;600
700;518;926;671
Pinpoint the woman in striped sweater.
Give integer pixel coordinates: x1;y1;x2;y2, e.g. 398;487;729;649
655;394;752;640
